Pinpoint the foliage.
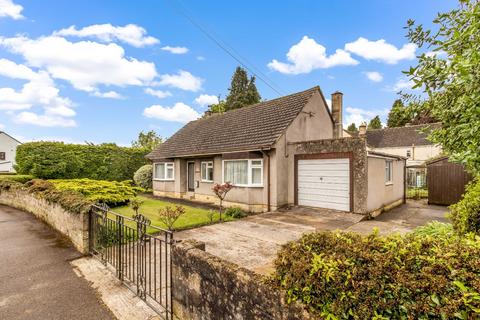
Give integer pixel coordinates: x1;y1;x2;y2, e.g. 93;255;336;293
225;66;261;111
0;179;24;193
129;197;144;215
133;164;153;189
212;182;233;221
15;142;148;181
0;174;35;183
224;206;246;219
25;179;92;215
367;115;382;130
49;178;142;207
386;99;411;127
158;205;186;231
346;123;357;132
273;230;480;319
412;221;454;237
207;100;226;115
406;187;428;199
450;178;480;235
405;0;480;174
131;130;162;151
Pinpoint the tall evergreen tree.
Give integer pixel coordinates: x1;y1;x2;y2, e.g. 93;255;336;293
387;99;411;127
347;123;358;132
225;66;261;111
368;115;382;130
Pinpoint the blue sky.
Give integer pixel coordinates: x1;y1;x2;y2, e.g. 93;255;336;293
0;0;457;145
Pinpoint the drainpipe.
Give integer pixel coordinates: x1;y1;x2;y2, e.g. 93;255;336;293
261;150;271;212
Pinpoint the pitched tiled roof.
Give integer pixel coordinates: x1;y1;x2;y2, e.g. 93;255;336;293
366;123;441;148
147;87;323;159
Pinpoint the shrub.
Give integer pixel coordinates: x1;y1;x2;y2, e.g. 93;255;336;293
133;164;153;189
224;207;246;218
158;205;186;231
273;230;480;319
0;179;24;193
0;174;35;184
449;178;480;235
15;141;148;181
49;179;142;207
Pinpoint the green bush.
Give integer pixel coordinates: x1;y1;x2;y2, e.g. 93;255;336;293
0;174;35;184
224;206;246;218
273;230;480;319
0;179;24;193
25;179;92;215
450;178;480;235
49;178;142;207
133;164;152;189
15;142;148;181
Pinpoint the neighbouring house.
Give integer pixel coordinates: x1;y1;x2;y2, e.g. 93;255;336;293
364;123;442;188
0;131;21;173
147;86;406;215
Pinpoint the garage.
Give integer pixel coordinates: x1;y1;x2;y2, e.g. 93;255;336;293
296;158;351;211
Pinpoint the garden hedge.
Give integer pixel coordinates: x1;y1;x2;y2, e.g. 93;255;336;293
273;227;480;319
15;142;149;181
450;178;480;235
133;164;153;189
0;174;35;183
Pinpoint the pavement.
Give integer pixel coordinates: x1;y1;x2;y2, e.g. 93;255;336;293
176;200;449;274
0;204;115;320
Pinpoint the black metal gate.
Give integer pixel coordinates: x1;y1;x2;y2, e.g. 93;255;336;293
89;204;173;319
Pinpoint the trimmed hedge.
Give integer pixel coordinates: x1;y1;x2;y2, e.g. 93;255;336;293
133;164;152;189
0;174;35;183
450;178;480;235
273;228;480;319
49;178;142;207
15;142;148;181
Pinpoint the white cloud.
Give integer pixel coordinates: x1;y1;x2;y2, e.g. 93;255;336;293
154;70;203;92
54;24;159;47
0;35;158;92
344;106;388;127
268;36;358;74
0;123;4;130
364;71;383;82
194;94;218;107
144;88;172;99
92;90;124;99
0;0;23;20
391;78;416;92
345;37;416;64
143;102;200;123
14;112;76;127
161;46;189;54
325;99;331;109
0;58;37;80
196;56;205;61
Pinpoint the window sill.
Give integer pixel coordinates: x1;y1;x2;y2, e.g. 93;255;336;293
200;180;214;183
385;182;393;186
229;184;264;188
153;179;175;182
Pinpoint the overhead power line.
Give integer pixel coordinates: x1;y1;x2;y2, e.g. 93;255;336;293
166;0;286;96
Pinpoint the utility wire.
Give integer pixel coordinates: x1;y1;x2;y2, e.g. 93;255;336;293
166;0;286;96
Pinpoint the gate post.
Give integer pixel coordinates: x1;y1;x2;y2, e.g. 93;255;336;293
116;214;124;281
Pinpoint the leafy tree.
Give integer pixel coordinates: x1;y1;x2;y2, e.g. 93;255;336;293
405;0;480;174
225;66;261;111
387;99;411;127
346;123;358;132
132;130;162;151
367;115;382;130
206;100;226;115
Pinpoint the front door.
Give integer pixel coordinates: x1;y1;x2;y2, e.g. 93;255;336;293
187;162;195;192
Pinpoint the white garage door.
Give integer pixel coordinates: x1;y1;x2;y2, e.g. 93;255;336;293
297;158;350;211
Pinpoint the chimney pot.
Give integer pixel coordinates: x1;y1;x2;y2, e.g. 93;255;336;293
359;122;367;136
331;91;343;138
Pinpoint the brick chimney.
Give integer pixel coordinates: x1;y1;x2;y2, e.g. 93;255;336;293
359;122;367;136
331;91;343;138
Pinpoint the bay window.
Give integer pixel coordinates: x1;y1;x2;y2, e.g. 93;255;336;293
201;161;214;182
154;162;174;181
223;159;263;187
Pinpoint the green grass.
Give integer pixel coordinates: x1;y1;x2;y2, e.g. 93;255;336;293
407;188;428;199
113;195;236;233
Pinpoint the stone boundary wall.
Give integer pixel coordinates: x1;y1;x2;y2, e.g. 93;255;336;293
172;240;313;320
0;189;89;253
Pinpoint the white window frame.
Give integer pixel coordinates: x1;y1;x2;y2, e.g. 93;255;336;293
154;162;175;181
385;160;393;185
222;159;263;187
201;161;214;182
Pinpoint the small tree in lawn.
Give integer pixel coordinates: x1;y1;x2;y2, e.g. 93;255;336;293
212;182;233;221
158;205;186;231
129;197;144;216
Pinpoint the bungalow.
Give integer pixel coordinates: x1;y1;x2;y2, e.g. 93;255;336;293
0;131;21;173
147;86;406;216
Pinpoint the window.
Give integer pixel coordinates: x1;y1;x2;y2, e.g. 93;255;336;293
385;160;393;184
201;161;214;182
223;159;263;187
406;150;411;158
0;152;5;161
154;162;174;181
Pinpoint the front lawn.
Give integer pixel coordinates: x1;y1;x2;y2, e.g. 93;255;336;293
113;195;236;233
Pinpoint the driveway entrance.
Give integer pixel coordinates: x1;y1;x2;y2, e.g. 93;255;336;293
0;205;114;320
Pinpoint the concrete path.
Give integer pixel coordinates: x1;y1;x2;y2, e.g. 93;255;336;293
176;200;449;274
0;205;115;320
